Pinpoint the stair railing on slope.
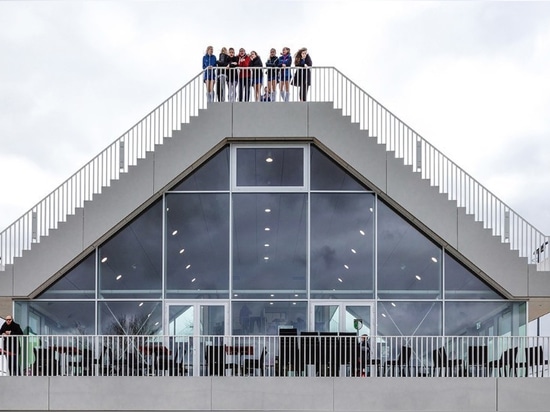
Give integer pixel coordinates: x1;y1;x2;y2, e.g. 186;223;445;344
325;67;548;266
0;67;547;270
0;71;208;269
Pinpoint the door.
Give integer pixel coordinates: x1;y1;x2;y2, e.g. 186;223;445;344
166;302;228;376
311;302;373;335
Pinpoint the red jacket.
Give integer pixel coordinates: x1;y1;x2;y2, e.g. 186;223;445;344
238;54;251;78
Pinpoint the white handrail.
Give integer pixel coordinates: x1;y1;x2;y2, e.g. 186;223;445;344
0;67;547;270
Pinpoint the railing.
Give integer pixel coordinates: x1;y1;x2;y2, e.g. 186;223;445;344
0;67;547;270
1;334;549;378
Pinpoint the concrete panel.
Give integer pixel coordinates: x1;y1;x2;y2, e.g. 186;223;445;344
48;376;212;411
528;265;550;298
386;153;459;249
334;377;496;411
153;104;232;192
212;377;334;411
0;376;49;410
0;265;14;297
308;103;388;193
12;208;84;297
232;102;308;138
497;378;550;411
457;212;528;297
82;154;155;247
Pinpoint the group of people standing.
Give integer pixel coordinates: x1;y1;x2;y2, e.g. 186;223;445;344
202;46;312;103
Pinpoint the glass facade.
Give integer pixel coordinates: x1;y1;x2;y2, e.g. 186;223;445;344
15;143;526;338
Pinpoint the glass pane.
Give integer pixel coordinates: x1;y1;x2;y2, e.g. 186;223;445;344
169;305;194;336
310;146;368;191
166;193;229;298
232;301;307;335
314;305;340;332
310;193;374;298
99;200;163;298
445;252;503;299
445;301;524;336
236;147;303;186
15;301;95;335
170;146;230;191
99;301;162;335
345;305;371;335
38;252;96;299
377;200;442;299
377;301;442;336
200;305;225;335
233;193;307;298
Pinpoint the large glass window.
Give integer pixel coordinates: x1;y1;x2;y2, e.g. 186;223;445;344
38;253;96;299
15;301;95;335
235;147;304;187
232;301;307;335
445;252;503;299
170;146;229;191
99;200;163;299
310;146;368;191
377;200;442;299
377;301;442;336
166;193;230;298
99;300;162;335
232;193;307;298
310;193;375;298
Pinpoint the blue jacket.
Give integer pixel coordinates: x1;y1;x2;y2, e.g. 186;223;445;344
202;54;217;80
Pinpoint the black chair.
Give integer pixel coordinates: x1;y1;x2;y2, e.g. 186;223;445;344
32;347;59;376
299;332;319;376
242;347;267;376
522;346;548;377
278;328;298;376
467;345;489;376
386;346;412;377
432;347;463;377
489;347;518;377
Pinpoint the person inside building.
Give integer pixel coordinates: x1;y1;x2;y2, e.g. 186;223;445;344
358;334;371;377
1;315;24;376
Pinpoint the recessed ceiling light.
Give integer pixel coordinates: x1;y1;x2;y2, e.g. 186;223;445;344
139;302;144;307
264;256;269;260
338;278;343;283
415;275;422;280
179;249;185;254
265;208;271;213
101;257;108;263
351;248;357;254
172;230;178;236
186;264;191;269
191;278;196;282
264;243;270;247
382;313;386;317
391;302;396;307
359;230;365;236
265;227;270;231
431;257;438;263
116;274;122;280
344;264;349;269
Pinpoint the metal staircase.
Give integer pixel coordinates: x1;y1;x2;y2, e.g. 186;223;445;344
1;67;548;271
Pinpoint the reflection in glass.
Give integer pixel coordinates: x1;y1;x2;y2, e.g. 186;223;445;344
314;305;340;332
445;301;525;336
377;301;442;336
99;300;162;335
38;253;96;299
15;301;95;335
236;147;304;186
170;146;230;191
445;252;503;299
169;305;194;335
310;193;374;298
166;193;230;298
232;301;307;335
233;193;307;298
99;200;163;298
310;146;368;191
200;305;225;335
377;200;441;299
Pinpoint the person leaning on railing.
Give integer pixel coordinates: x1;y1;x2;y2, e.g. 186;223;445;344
202;45;217;102
226;48;239;102
292;47;312;102
277;47;292;102
237;48;251;102
265;48;279;102
216;47;229;102
249;51;264;102
1;315;24;376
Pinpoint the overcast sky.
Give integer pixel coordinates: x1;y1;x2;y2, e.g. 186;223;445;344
1;0;550;237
